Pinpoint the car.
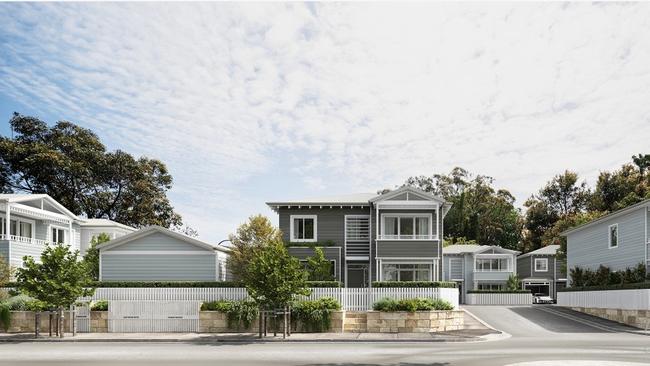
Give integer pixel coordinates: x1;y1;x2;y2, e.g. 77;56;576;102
532;293;554;304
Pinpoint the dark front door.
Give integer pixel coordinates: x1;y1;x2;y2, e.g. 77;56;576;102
347;263;368;287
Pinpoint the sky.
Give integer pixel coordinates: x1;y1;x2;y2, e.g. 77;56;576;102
0;2;649;243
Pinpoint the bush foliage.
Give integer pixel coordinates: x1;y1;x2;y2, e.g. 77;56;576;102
90;300;109;311
291;297;341;332
372;297;454;312
569;263;647;288
201;300;258;330
467;290;531;294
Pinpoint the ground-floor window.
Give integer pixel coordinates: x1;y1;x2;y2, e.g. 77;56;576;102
382;263;431;281
477;283;504;291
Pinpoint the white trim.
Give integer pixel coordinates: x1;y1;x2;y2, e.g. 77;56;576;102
346;256;369;261
48;223;69;245
102;250;214;255
99;253;102;281
534;258;549;272
376;256;439;260
608;223;619;249
379;260;437;281
645;208;648;274
0;213;36;240
448;257;463;281
379;213;436;240
289;215;317;242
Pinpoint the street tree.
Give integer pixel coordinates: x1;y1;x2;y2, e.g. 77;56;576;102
228;214;283;280
83;233;112;281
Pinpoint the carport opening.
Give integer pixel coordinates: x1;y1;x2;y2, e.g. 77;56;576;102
524;283;550;297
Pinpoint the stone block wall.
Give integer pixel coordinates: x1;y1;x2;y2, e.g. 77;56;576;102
3;311;105;333
366;311;464;333
343;311;367;333
199;311;345;333
571;307;650;329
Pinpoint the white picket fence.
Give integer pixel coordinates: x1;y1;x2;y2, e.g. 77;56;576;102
557;289;650;310
80;287;459;311
465;292;532;305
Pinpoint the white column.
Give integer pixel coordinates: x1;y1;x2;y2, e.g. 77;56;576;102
5;202;10;239
68;220;73;246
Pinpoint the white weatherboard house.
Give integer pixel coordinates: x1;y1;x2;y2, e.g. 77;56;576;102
97;226;230;282
0;194;135;268
442;244;520;304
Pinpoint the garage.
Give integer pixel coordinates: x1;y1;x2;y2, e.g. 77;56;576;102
523;279;551;297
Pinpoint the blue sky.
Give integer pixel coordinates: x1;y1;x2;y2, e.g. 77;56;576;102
1;2;649;242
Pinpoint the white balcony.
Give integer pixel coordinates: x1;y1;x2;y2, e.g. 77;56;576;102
0;234;48;246
377;234;438;241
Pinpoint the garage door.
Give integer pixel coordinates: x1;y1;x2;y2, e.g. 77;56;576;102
108;300;200;332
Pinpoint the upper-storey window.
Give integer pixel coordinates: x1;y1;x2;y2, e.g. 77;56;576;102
381;214;432;240
290;215;317;242
475;256;511;272
534;258;548;272
608;224;618;248
51;227;66;244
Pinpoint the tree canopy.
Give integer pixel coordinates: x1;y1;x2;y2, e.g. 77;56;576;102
0;113;182;228
403;167;523;250
83;233;112;281
16;243;94;309
227;214;284;280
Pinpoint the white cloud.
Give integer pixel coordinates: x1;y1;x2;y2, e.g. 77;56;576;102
0;2;649;241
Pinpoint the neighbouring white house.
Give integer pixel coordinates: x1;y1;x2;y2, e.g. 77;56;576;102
96;226;230;282
0;194;135;268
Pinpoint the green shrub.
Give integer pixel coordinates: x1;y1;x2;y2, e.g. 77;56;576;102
467;290;531;294
90;300;108;311
558;281;650;292
4;294;47;311
306;281;342;288
570;263;646;288
0;303;10;331
372;297;454;312
371;281;457;288
284;240;336;248
201;300;258;330
291;297;341;332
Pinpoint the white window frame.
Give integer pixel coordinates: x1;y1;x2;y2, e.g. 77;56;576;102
289;215;317;242
380;261;433;281
448;257;463;281
379;213;434;240
0;213;36;240
608;223;618;249
474;254;513;272
534;258;548;272
49;224;68;245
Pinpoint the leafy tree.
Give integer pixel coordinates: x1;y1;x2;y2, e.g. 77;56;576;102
228;215;283;280
16;243;94;309
523;171;589;252
0;113;182;228
172;225;199;238
306;248;334;281
404;167;522;250
590;158;649;213
83;233;111;281
243;240;310;309
506;274;520;291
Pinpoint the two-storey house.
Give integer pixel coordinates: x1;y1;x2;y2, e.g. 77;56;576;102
442;244;519;303
0;194;135;269
267;186;452;287
516;245;566;300
561;199;650;284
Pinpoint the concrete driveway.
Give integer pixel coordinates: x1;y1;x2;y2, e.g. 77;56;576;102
463;305;645;337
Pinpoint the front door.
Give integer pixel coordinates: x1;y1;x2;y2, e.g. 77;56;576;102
347;263;368;287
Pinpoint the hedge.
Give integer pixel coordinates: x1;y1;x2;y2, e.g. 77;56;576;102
5;281;344;289
558;281;650;292
372;297;454;311
371;281;457;288
284;240;336;248
467;290;531;294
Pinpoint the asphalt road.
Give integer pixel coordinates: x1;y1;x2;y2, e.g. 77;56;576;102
0;306;648;366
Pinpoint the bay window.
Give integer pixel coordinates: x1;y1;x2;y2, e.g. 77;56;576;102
380;214;433;240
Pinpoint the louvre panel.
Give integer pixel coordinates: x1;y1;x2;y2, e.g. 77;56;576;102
346;216;370;257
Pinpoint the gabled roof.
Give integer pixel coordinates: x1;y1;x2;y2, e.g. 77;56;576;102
443;244;520;255
97;225;229;253
368;186;448;204
78;218;135;231
0;193;78;219
518;245;560;259
560;199;650;236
